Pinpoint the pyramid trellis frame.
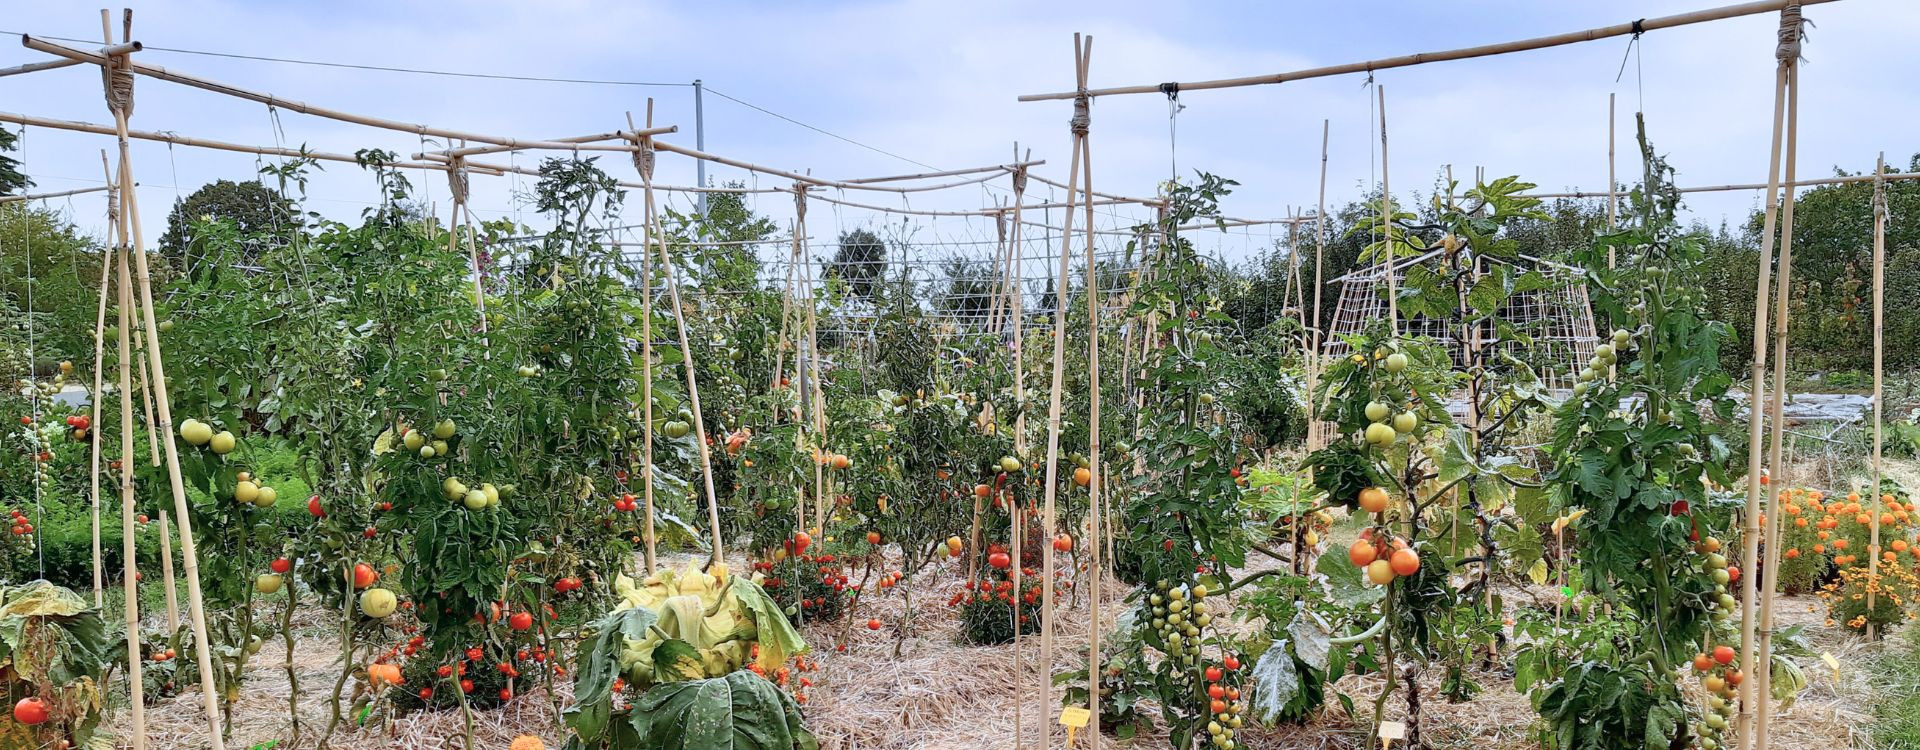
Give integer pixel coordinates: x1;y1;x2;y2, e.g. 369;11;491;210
1322;247;1599;392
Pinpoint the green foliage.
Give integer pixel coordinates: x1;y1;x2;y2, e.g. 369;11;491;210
828;229;886;301
156;179;299;275
0;581;112;748
1532;116;1738;750
0;126;28;196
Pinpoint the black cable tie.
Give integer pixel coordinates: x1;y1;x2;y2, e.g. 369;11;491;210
1159;82;1180;99
1631;18;1645;37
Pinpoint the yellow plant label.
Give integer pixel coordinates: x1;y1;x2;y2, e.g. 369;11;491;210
1058;706;1090;728
1821;652;1841;678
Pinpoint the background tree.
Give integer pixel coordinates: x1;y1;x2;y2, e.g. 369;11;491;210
829;228;887;301
0;126;30;196
156;179;299;274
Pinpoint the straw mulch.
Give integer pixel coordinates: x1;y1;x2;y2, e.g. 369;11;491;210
110;549;1886;750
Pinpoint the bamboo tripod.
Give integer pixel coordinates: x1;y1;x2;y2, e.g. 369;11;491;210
1033;33;1102;748
81;12;227;746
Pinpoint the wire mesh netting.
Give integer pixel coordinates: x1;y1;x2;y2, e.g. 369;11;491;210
1323;252;1599;393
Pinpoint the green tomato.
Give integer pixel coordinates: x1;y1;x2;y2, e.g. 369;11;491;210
1384;352;1409;372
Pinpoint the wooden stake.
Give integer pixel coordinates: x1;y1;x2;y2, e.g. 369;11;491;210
1733;59;1790;750
99;22;224;740
797;186;830;538
1607;93;1617;267
1755;46;1803;750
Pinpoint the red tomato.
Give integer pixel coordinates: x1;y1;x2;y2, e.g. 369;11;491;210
270;558;292;574
508;612;533;632
351;563;377;588
12;697;49;725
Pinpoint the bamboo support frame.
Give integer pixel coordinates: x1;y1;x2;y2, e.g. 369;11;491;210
1734;62;1788;746
87;156;114;608
1017;0;1837;101
0;57;84;78
0;111;481;173
115;205;145;750
1036;33;1094;747
93;27;226;745
1380;86;1397;335
841;160;1041;184
801;188;829;537
1076;44;1105;739
0;184;113;204
634;107;661;576
1753;51;1802;750
1867;153;1885;640
422;127;677;159
649;179;727;567
159;509;180;631
1007;157;1031;750
1456;170;1920;201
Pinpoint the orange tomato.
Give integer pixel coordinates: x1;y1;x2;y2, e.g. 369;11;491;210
1358;487;1390;514
1389;548;1421;576
1348;539;1379;567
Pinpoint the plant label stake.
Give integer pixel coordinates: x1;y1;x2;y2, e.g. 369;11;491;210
1058;706;1090;745
1820;652;1839;681
1378;720;1407;748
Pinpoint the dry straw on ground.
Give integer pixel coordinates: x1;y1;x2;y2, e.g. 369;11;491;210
111;545;1888;750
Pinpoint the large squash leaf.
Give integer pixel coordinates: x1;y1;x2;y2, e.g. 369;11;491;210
628;671;818;750
565;605;659;741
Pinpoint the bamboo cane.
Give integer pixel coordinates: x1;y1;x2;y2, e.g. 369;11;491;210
0;111;470;173
1078;52;1105;740
1608;94;1617;266
1017;0;1836;101
634;108;661;577
1379;86;1397;336
1037;33;1091;747
649;182;727;568
1867;153;1885;641
100;33;226;743
116;216;145;750
159;509;179;632
801;192;829;537
0;184;114;204
1008;155;1031;750
1754;48;1802;750
1732;62;1787;749
87;154;114;609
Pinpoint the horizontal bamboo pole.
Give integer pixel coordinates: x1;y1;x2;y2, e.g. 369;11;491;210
1026;172;1165;205
420;127;678;159
1471;170;1920;199
418;152;772;194
0;184;113;204
1019;0;1838;101
0;57;84;78
21;35;600;148
788;186;1002;217
841;160;1043;184
0;110;486;173
650;140;1009;193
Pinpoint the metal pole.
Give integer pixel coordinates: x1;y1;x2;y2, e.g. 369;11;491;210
693;79;708;217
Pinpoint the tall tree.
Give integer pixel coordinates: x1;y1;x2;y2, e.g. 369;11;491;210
157;179;299;274
829;229;886;301
0;126;30;196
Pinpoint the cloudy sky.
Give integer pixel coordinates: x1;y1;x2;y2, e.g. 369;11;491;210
2;0;1913;264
